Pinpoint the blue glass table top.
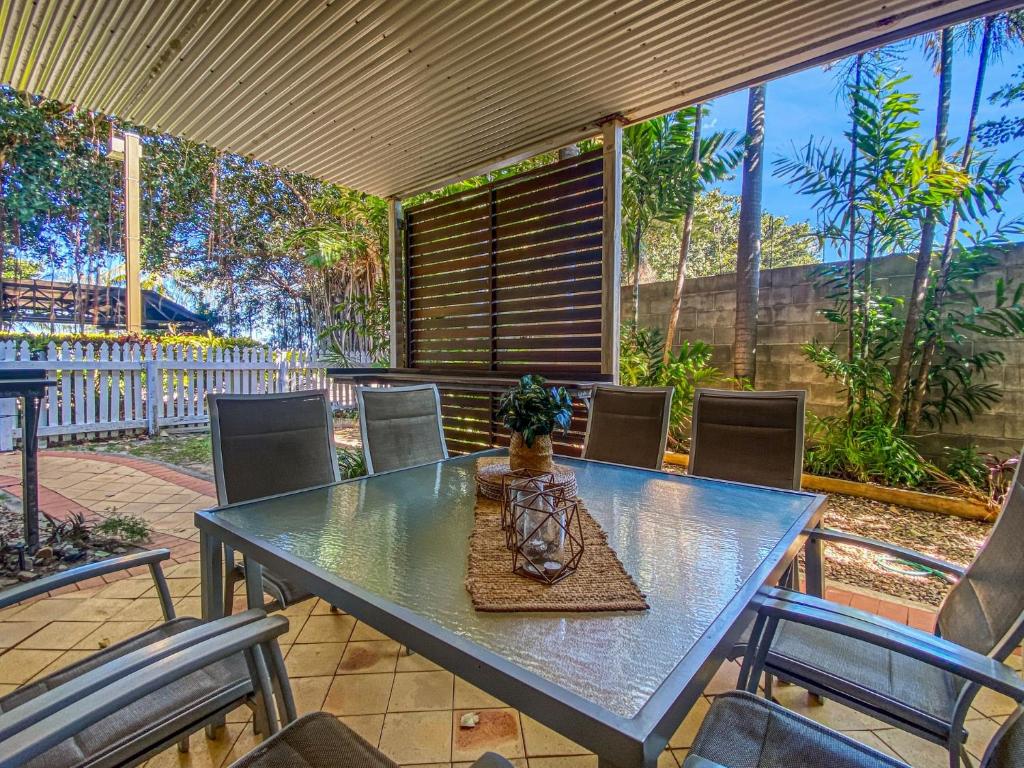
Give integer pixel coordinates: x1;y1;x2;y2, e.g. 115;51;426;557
200;451;824;722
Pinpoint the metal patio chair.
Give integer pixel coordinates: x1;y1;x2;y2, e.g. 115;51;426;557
582;384;673;469
356;384;448;474
227;710;516;768
688;388;806;491
209;391;341;615
685;692;1023;768
734;459;1024;768
0;612;291;768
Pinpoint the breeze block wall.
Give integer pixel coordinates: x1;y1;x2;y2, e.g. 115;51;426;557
626;246;1024;458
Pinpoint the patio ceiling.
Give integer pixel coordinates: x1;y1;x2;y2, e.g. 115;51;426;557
0;0;1017;198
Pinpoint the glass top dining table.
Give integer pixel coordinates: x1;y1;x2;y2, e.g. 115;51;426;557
195;449;826;768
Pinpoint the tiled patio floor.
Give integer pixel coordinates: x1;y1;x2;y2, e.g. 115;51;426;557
0;450;1019;768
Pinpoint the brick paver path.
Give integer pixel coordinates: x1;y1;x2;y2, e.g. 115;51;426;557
0;450;1018;768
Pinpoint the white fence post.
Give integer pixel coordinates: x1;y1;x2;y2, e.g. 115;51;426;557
145;360;161;435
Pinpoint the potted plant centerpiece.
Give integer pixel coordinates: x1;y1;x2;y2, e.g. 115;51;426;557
497;374;573;473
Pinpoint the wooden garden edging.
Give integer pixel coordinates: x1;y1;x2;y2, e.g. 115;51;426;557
662;451;995;522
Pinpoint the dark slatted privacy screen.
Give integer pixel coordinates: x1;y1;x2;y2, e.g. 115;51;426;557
404;150;604;455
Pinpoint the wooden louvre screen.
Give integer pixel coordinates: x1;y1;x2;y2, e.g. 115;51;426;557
403;150;605;455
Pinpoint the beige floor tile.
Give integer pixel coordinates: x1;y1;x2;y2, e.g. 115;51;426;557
454;677;506;710
217;722;265;767
389;671;455;712
874;728;949;768
294;614;356;644
16;621;102;650
339;714;386;747
10;598;88;622
339;641;402;675
174;596;204;618
668;695;710;749
526;756;597;768
0;683;18;697
142;723;246;768
167;561;202;578
520;715;589;757
323;673;395;715
0;648;63;684
145;577;200;599
379;711;453;764
972;686;1019;718
290;675;333;716
74;620;155;650
285;642;346;677
669;751;688;768
964;717;1002;760
0;621;46;649
351;621;391;642
452;709;525;761
840;731;902;760
398;650;443;673
701;661;741;697
96;579;155;599
657;751;678;768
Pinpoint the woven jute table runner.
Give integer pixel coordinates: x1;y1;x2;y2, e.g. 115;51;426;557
465;493;649;613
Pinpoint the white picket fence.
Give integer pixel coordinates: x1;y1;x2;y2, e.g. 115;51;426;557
0;341;357;448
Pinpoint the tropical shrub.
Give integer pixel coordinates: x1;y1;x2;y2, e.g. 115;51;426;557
94;514;151;543
619;324;728;447
944;444;1020;504
496;375;573;447
0;330;261;354
337;447;367;479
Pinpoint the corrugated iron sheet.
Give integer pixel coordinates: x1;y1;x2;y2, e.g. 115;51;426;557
0;0;1015;196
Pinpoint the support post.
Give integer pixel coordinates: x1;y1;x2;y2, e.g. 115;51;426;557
123;132;143;333
387;198;404;368
600;117;624;383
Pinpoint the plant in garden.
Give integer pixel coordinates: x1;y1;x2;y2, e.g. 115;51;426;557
944;444;1020;504
336;447;367;479
42;511;92;546
496;375;573;447
619;325;729;447
94;514;151;543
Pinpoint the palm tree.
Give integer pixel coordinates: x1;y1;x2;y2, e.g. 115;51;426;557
905;11;1024;430
733;84;766;381
621;110;739;326
888;27;953;424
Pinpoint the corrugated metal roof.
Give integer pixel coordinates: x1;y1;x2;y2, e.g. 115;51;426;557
1;0;1016;197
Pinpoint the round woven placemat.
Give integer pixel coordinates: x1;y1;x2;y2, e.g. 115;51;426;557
465;494;649;613
475;461;578;500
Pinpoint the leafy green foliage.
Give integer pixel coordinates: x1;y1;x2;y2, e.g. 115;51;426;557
804;414;930;487
943;444;1020;504
94;514;151;543
618;325;727;447
496;375;573;447
337;447;367;480
0;330;261;354
42;511;92;546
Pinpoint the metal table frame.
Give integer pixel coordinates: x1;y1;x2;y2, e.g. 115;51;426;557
196;451;826;768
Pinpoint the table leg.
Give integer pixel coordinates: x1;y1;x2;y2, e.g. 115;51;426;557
21;395;41;551
200;530;224;622
243;555;265;611
804;527;824;599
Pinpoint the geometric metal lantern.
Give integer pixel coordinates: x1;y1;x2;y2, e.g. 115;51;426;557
509;482;584;585
500;470;555;549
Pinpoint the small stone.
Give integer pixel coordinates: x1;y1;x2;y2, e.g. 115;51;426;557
0;577;18;588
34;546;54;562
459;712;480;729
97;637;111;649
61;547;84;562
17;570;38;582
56;563;69;571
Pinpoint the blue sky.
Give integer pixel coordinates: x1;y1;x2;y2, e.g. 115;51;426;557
702;36;1024;261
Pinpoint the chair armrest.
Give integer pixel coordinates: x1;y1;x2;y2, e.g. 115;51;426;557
470;752;518;768
751;588;1024;702
0;608;272;741
0;549;172;610
809;528;966;581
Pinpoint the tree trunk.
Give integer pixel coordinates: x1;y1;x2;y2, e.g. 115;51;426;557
845;55;864;391
631;223;642;325
663;104;703;363
887;28;952;426
906;16;994;433
733;85;767;382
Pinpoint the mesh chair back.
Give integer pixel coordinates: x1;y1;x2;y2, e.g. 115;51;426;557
984;707;1023;768
357;384;448;474
688;389;806;490
208;392;340;506
938;455;1024;657
583;385;673;469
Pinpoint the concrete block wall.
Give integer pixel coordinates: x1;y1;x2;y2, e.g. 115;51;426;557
625;247;1024;457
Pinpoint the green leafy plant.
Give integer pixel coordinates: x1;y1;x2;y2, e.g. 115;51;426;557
336;447;367;479
496;375;572;447
944;444;1020;504
94;514;151;543
619;324;728;447
42;511;92;546
804;414;930;487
